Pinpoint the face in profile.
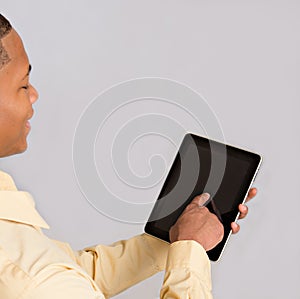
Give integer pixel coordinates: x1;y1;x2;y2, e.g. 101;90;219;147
0;29;39;158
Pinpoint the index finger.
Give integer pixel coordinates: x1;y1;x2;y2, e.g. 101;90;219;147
190;193;211;207
245;188;257;203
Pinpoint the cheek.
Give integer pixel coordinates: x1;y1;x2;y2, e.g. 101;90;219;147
0;105;27;142
0;89;31;137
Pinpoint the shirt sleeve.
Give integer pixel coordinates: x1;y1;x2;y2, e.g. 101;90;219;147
74;233;170;298
160;240;213;299
20;266;105;299
73;234;212;299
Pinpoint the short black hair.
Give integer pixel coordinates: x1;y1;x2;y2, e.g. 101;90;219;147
0;14;12;70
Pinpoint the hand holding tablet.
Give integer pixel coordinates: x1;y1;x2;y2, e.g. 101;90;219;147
144;133;262;261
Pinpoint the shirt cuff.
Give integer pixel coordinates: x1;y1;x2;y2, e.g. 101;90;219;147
166;240;211;278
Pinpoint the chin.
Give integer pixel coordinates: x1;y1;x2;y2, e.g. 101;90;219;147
0;133;29;157
6;142;28;158
16;142;28;155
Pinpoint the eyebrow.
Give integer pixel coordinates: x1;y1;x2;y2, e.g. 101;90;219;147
22;64;32;80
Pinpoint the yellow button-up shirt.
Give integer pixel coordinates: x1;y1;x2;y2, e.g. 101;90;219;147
0;170;212;298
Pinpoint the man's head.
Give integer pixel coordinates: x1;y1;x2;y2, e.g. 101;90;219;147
0;14;38;158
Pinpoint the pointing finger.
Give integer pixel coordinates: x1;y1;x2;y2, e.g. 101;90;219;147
192;192;211;207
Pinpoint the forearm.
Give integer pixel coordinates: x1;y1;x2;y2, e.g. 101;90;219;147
74;234;169;298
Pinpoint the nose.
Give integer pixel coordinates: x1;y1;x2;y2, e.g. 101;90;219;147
29;84;39;104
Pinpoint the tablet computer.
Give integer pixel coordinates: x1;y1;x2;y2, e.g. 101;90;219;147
144;133;262;261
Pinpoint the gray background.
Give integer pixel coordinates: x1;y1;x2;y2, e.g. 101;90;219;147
1;1;299;298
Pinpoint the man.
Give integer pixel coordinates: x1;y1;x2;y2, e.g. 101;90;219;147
0;14;256;298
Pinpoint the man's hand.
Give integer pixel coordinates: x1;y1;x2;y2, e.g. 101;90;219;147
231;187;257;234
169;188;258;250
169;193;224;251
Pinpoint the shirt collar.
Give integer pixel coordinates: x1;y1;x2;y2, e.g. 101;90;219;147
0;170;50;229
0;170;18;191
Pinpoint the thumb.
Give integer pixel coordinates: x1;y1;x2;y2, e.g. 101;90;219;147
192;192;211;207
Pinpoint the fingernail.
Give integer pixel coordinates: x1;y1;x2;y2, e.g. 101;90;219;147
201;193;210;201
196;193;211;206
